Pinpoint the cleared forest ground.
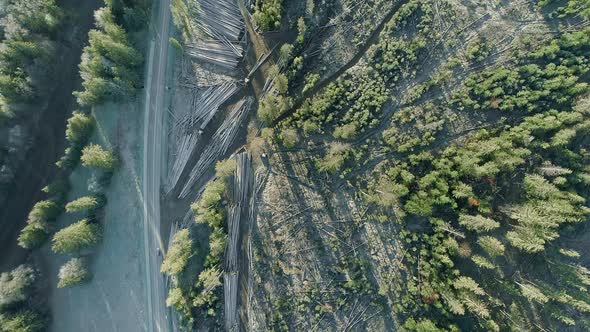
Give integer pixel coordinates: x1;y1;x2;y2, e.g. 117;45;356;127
245;0;590;330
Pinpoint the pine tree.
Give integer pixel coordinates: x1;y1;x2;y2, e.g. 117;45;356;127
161;229;192;276
0;309;46;332
65;112;94;146
517;281;549;304
458;214;499;233
17;223;48;249
51;220;101;253
81;144;117;170
58;258;90;288
477;236;505;257
27;200;60;224
65;196;99;213
0;265;36;308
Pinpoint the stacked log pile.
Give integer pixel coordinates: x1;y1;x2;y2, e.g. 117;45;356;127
167;82;239;193
223;152;253;331
179;97;254;199
186;0;245;69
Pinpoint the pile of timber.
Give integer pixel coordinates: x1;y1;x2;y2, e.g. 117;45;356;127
223;152;253;332
178;97;254;199
223;273;239;331
185;41;243;69
186;0;245;69
166;82;238;193
195;0;242;40
179;81;238;132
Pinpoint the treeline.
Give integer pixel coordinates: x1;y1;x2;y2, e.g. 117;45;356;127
163;159;235;328
17;0;148;290
74;0;148;106
266;0;590;329
257;17;311;148
368;95;590;331
360;3;590;330
0;265;47;331
18;121;116;291
0;0;62;119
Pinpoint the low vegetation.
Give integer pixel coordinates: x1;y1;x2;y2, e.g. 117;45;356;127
0;265;47;331
57;258;90;288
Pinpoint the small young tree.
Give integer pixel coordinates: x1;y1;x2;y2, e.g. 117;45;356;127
274;73;288;94
280;128;298;148
27;200;60;224
81;144;117;170
65;196;99;213
206;229;227;266
453;276;485;295
471;255;495;269
333;122;358;139
65;111;94;145
296;17;307;44
166;287;186;310
58;258;90;288
17;223;48;249
51;219;101;254
192;180;226;228
193;268;221;307
161;229;192;276
258;94;280;125
316;142;351;173
517;281;549;304
215;158;236;179
279;43;293;60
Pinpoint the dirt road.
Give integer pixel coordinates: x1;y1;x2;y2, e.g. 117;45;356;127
141;0;172;330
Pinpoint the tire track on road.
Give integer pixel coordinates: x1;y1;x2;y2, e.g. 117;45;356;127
142;0;172;330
